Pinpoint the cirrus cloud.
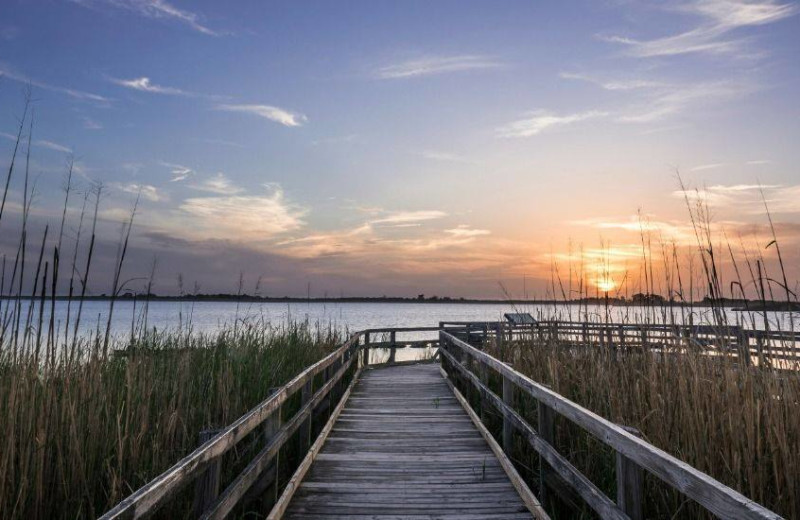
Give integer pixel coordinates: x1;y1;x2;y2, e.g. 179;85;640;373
497;110;608;138
215;104;307;127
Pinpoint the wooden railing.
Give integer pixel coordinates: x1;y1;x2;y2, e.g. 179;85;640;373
100;321;792;519
99;333;363;520
98;326;443;519
443;319;800;365
438;330;784;520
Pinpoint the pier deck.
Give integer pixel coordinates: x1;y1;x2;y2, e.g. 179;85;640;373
282;363;537;519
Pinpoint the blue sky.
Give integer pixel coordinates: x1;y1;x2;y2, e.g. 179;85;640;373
0;0;798;297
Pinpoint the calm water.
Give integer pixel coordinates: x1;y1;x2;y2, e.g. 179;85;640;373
4;299;795;344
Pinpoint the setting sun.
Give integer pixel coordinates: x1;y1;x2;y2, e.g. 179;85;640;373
595;279;617;293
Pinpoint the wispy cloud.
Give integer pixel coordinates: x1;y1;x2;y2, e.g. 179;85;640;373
672;183;800;213
179;186;306;240
445;225;490;238
160;161;194;182
561;71;752;123
618;81;749;123
690;162;725;172
559;72;664;91
0;64;110;105
375;54;503;79
111;182;165;202
36;139;72;153
497;110;608;138
1;132;73;153
190;173;242;195
109;76;192;96
71;0;220;36
603;0;797;58
216;104;307;127
371;210;447;226
573;215;699;245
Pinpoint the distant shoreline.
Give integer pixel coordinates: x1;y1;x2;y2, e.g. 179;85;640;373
1;294;798;310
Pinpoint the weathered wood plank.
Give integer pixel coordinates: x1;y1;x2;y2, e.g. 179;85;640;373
267;368;360;520
280;363;535;520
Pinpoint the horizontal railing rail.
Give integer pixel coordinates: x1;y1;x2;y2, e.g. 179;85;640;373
99;325;451;519
448;319;800;363
99;332;363;520
438;330;783;520
99;319;795;519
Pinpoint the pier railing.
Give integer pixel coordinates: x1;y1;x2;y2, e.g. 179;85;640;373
442;319;800;364
438;329;783;520
100;321;791;519
98;326;444;520
99;333;364;520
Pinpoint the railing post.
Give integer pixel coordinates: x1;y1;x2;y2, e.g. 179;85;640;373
538;402;555;506
616;427;644;520
599;325;605;349
193;429;221;516
738;328;751;366
388;331;396;364
479;360;489;424
261;404;282;510
640;326;647;349
582;322;589;346
502;376;514;454
362;332;370;368
299;379;312;450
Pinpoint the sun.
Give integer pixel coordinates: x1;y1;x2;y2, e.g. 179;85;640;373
595;279;616;293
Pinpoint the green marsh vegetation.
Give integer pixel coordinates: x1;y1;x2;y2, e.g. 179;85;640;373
485;182;800;518
0;93;339;519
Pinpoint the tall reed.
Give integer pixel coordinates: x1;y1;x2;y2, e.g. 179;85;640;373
0;93;339;519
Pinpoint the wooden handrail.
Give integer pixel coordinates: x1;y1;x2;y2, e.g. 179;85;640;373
439;331;783;520
99;332;362;520
99;321;794;519
199;353;357;519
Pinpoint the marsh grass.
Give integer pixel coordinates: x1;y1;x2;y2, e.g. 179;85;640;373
0;93;342;519
0;322;338;519
483;339;800;519
477;173;800;518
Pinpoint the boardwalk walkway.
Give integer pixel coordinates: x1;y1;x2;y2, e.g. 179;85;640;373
283;363;537;519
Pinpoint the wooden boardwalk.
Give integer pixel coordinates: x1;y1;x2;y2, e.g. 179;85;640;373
282;363;538;519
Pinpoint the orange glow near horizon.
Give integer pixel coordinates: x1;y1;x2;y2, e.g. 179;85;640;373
594;279;617;293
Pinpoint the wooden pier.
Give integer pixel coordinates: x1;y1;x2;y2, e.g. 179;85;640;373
100;321;793;520
276;363;544;519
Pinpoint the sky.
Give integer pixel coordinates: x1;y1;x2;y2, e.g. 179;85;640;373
0;0;799;298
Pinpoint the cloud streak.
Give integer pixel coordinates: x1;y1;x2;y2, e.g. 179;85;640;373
109;76;192;96
673;183;800;213
375;55;503;79
216;104;307;127
71;0;220;36
370;210;447;226
111;182;165;202
160;161;194;182
604;0;796;58
190;173;242;195
497;110;608;137
0;64;110;104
